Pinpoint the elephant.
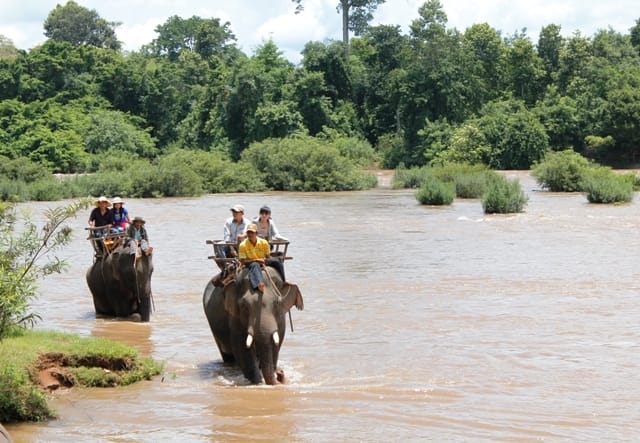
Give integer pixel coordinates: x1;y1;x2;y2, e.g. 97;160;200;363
86;239;154;322
203;265;303;385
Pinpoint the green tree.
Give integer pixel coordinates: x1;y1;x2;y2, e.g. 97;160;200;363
292;0;385;50
504;31;545;105
301;41;352;104
353;25;410;143
462;23;505;103
436;123;491;165
83;110;157;159
149;15;237;62
43;1;121;50
477;97;550;169
402;0;478;162
537;24;564;87
0;199;89;339
291;70;332;135
556;32;592;93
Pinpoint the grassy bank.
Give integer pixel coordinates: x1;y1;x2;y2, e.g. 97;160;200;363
0;329;163;423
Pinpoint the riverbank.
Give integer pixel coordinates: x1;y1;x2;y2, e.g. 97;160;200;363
0;329;162;423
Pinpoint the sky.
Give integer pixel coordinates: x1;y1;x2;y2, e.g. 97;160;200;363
0;0;637;63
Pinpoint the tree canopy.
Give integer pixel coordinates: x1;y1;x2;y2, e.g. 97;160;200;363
0;1;639;189
43;1;121;50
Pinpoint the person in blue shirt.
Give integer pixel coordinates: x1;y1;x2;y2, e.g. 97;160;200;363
111;197;131;232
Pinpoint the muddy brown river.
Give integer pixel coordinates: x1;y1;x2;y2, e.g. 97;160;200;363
5;171;640;442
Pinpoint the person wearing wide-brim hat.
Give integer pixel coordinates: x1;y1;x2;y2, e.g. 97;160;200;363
88;196;115;236
127;216;153;256
111;196;131;231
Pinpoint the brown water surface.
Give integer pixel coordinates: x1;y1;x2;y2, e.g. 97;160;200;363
5;171;640;442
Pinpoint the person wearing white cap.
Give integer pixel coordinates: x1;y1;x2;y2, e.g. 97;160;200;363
217;204;250;259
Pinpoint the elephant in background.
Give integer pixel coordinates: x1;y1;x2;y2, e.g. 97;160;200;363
86;240;154;321
203;266;303;385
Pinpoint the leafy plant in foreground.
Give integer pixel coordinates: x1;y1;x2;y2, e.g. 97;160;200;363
0;199;90;339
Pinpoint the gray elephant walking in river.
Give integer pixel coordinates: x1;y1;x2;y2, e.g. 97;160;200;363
203;266;303;385
86;240;154;321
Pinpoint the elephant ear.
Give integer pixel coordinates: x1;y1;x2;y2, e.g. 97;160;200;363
280;283;304;312
223;282;239;317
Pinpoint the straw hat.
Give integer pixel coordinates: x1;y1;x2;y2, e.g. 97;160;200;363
112;196;125;205
94;196;112;207
132;216;146;224
246;223;258;232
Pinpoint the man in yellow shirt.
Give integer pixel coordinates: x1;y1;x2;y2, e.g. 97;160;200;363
239;223;286;292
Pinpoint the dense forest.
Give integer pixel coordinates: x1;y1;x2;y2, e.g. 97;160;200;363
1;0;639;198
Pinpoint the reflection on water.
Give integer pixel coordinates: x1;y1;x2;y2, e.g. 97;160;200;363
5;172;640;442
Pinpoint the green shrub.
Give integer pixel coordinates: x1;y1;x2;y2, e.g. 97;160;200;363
0;156;51;183
155;149;265;194
482;175;528;213
454;172;493;198
28;178;67;201
431;163;496;198
241;136;376;191
415;177;455;205
0;178;29;202
330;136;379;168
393;163;497;198
581;167;634;203
531;149;591;192
74;170;134;198
157;162;204;197
0;363;50;422
392;166;430;189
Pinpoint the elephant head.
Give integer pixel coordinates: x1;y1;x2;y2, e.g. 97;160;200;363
221;266;303;385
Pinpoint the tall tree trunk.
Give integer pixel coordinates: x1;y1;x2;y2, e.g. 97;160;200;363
341;0;349;56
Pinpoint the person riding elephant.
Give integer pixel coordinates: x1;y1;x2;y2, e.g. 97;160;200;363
238;223;288;293
126;216;153;256
202;266;303;385
86;239;154;321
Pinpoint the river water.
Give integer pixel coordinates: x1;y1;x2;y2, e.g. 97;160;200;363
5;171;640;442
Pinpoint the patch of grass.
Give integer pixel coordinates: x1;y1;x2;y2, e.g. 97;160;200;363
0;329;163;422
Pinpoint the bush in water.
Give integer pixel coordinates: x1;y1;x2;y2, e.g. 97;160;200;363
415;177;455;205
581;167;634;203
482;175;528;214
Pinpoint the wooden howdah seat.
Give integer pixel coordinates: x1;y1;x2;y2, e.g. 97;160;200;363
206;239;292;271
86;225;127;258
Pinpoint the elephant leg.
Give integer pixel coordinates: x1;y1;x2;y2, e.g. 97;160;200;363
87;263;111;316
203;283;235;363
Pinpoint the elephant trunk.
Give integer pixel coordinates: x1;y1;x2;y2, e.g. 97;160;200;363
255;334;279;385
